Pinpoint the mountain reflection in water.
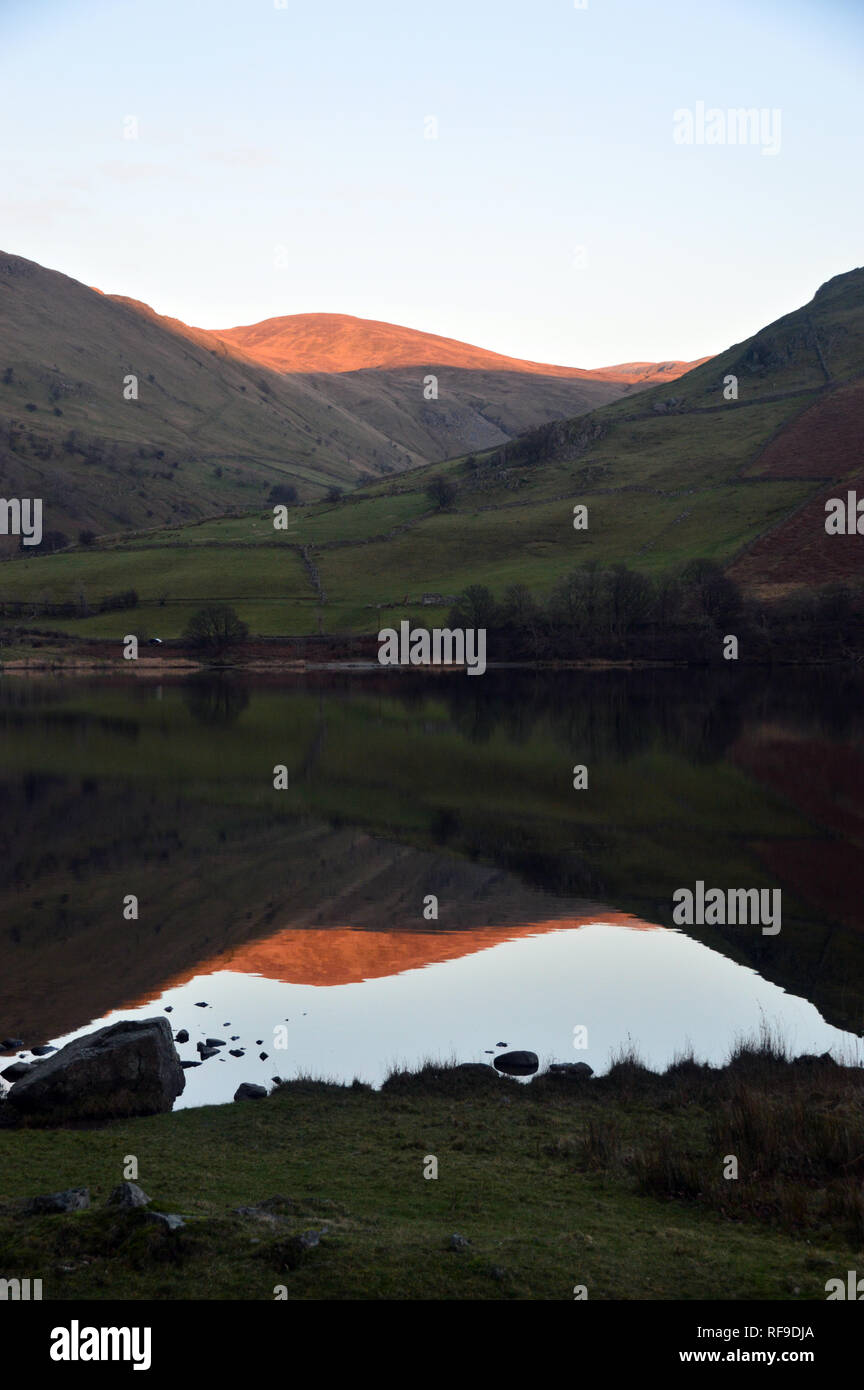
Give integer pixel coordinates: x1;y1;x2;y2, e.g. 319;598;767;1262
1;667;863;1106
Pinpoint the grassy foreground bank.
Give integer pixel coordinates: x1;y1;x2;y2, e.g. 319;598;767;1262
1;1048;862;1301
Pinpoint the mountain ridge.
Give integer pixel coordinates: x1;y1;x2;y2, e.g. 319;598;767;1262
206;309;703;382
0;251;700;537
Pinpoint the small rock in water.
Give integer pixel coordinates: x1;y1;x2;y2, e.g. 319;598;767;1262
234;1083;267;1101
30;1045;57;1056
25;1187;90;1215
107;1181;151;1209
180;1060;201;1069
205;1038;226;1047
494;1050;539;1076
195;1002;208;1008
256;1040;263;1045
164;1006;173;1013
229;1049;245;1057
1;1038;24;1051
259;1052;268;1061
174;1029;189;1044
449;1233;470;1252
230;1036;239;1041
198;1047;219;1060
496;1042;508;1048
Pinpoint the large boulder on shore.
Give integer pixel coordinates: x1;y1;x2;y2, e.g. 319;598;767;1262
5;1017;184;1120
493;1050;539;1076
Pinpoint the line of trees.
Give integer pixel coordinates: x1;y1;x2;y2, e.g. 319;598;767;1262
445;561;864;662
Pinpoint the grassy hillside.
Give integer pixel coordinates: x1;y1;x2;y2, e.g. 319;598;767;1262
0;1056;860;1301
0;253;687;542
4;267;859;637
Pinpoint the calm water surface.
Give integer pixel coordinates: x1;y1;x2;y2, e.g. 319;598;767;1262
2;668;862;1106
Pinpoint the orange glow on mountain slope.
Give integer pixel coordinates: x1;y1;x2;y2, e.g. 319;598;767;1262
208;312;705;382
121;912;659;1002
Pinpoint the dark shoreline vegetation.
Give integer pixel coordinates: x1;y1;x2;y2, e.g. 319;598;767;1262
4;557;864;667
0;1037;862;1300
443;562;864;664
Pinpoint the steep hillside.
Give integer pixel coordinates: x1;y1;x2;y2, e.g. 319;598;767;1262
3;267;859;634
0;253;697;543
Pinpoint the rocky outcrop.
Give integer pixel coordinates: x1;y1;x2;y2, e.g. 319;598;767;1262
5;1017;184;1120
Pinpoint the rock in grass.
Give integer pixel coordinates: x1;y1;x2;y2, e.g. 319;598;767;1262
107;1181;151;1209
7;1018;184;1120
25;1187;90;1215
234;1083;267;1101
146;1211;185;1231
449;1233;470;1252
265;1229;322;1271
493;1050;538;1077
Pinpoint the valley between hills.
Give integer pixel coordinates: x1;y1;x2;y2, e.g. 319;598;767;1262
0;256;862;646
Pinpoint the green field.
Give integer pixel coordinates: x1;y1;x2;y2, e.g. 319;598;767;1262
0;1060;859;1301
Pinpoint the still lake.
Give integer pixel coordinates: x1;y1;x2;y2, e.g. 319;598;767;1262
1;667;863;1107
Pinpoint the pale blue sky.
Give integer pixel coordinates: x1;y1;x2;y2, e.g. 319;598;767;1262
1;0;861;365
